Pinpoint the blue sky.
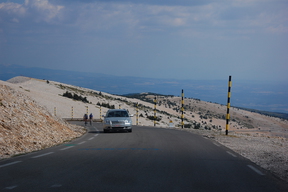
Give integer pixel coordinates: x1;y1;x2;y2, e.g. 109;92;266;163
1;0;287;81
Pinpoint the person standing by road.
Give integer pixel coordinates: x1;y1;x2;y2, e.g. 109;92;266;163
89;113;93;125
83;113;88;125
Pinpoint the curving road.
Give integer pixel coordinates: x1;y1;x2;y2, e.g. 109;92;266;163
1;122;288;192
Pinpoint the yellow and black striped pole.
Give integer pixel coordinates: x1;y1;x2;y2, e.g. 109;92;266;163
100;106;102;120
86;106;88;115
136;102;139;125
154;96;157;127
71;106;74;119
96;105;102;121
226;76;232;135
181;89;184;128
54;107;56;116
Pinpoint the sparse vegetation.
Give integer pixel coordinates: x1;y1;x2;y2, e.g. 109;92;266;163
147;115;162;121
97;102;115;109
62;91;89;103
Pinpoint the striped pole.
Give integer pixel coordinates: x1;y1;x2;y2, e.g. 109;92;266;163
54;107;56;116
181;89;184;128
100;106;102;120
71;106;74;119
154;96;157;126
136;103;139;125
86;106;88;115
226;76;232;135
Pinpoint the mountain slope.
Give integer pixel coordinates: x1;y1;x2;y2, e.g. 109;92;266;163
0;79;85;159
4;76;288;139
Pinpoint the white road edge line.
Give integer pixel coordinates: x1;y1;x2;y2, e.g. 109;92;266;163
60;146;74;151
78;141;86;145
227;151;237;157
5;186;17;190
31;152;54;158
0;161;22;168
213;142;221;147
247;165;265;175
51;184;62;188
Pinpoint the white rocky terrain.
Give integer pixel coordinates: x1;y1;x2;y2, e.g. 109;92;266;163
0;76;287;183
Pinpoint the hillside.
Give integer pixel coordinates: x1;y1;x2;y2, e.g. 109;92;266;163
1;76;288;182
4;76;288;139
0;79;85;159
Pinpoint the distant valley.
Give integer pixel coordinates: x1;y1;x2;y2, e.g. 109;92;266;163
1;64;287;113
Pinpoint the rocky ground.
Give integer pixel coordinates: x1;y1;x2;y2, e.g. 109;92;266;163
0;76;287;183
190;129;288;183
0;80;85;159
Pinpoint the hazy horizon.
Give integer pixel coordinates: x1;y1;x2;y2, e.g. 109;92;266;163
1;64;288;114
1;0;287;82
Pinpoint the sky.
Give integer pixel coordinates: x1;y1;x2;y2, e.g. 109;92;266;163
0;0;288;81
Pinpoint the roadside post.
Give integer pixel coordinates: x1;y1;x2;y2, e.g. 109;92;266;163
95;105;102;121
54;107;56;116
181;89;184;128
154;96;157;126
100;106;102;120
136;102;139;125
226;76;232;135
169;120;174;128
71;106;74;120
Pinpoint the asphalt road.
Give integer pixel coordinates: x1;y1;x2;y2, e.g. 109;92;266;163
1;122;288;192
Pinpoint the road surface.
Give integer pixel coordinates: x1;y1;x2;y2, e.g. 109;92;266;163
1;122;287;191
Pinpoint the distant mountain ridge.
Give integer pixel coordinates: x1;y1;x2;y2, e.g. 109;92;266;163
1;64;287;113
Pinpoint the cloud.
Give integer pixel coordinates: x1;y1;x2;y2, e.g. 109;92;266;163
0;2;26;22
24;0;64;23
1;0;287;82
0;0;64;25
1;0;287;37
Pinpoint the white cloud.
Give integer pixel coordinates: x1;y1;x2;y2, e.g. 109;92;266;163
0;0;64;24
24;0;64;23
0;2;26;17
1;0;287;82
1;0;287;37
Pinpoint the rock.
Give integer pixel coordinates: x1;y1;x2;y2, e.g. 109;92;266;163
0;83;85;159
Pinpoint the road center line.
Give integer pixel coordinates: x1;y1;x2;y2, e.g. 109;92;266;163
60;146;74;151
88;137;94;140
247;165;265;175
94;134;99;137
0;161;22;168
78;141;86;145
31;152;54;158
